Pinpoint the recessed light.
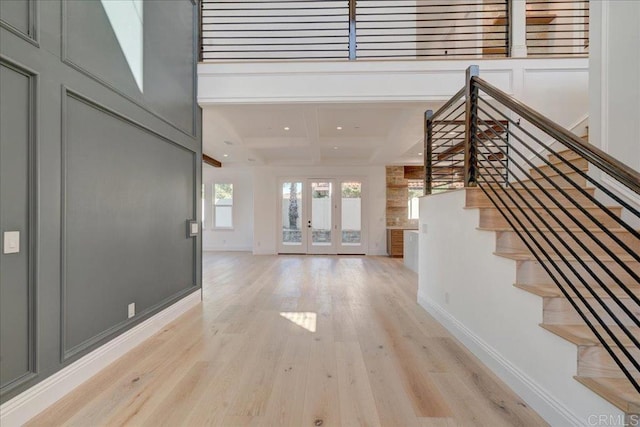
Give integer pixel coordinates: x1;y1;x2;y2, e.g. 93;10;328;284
418;152;423;156
333;146;338;150
284;126;290;131
336;126;343;130
223;154;229;157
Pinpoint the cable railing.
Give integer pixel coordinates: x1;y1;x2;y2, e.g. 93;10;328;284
425;66;640;396
199;0;589;61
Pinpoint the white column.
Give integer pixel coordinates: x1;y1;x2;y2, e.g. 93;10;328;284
510;0;527;57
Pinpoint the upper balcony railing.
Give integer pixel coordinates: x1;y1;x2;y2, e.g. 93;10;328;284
199;0;589;62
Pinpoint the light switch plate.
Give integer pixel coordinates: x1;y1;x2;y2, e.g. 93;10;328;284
187;220;198;237
3;231;20;254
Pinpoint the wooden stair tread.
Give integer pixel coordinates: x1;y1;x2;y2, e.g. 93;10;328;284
482;46;507;55
541;324;640;348
494;251;638;263
548;151;584;165
511;171;588;187
478;226;631;233
515;283;639;300
477;206;622;213
574;376;640;413
466;185;594;191
494;13;556;26
531;158;589;177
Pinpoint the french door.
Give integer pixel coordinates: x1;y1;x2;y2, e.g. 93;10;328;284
278;178;366;255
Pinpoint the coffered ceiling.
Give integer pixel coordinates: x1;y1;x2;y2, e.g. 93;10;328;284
202;102;443;167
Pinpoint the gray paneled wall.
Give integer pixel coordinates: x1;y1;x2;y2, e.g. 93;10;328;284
0;62;36;390
0;0;201;402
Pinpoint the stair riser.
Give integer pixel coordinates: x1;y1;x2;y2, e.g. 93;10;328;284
479;207;622;230
543;297;640;326
578;346;640;378
515;259;639;288
575;377;640;415
511;172;587;189
518;284;638;299
530;158;589;180
496;231;640;257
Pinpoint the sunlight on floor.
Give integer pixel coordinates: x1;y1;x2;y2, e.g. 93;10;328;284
279;312;317;333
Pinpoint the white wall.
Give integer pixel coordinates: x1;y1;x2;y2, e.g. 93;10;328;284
418;191;625;427
253;165;386;255
199;58;588;105
589;0;640;210
203;166;254;251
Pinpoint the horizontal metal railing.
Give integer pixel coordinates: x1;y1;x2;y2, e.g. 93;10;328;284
424;87;508;193
200;0;589;61
525;0;589;57
356;0;509;59
200;1;351;61
425;66;640;394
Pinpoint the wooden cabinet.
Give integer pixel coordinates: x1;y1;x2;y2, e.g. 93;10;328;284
387;229;405;258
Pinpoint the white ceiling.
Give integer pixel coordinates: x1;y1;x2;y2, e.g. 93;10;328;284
202;102;443;167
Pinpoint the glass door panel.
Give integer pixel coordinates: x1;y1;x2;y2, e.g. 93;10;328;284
338;180;366;254
279;181;305;253
341;182;361;245
308;181;334;253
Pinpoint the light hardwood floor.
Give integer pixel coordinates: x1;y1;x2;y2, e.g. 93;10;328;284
28;253;548;426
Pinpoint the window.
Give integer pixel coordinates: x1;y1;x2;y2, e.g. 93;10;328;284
408;180;424;220
214;183;233;228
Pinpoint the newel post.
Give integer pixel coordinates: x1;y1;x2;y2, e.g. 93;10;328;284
464;65;480;188
424;110;434;195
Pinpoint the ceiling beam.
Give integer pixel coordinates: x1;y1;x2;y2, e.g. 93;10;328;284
203;154;222;168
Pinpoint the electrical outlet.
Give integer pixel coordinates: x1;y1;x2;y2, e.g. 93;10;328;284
128;303;136;319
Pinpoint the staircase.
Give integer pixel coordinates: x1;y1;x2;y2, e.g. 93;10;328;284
464;148;640;418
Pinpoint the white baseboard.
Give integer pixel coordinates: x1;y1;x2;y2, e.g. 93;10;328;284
203;245;252;252
417;293;584;427
0;290;202;427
